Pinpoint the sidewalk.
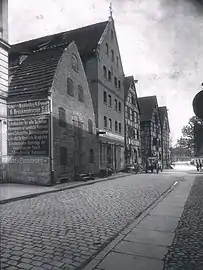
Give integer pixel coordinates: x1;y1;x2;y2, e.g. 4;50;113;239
0;172;130;204
83;175;196;270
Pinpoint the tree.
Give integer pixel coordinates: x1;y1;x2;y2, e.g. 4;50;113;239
176;116;203;156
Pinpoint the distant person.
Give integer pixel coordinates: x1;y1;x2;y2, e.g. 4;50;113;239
199;159;202;171
196;160;199;171
156;160;160;174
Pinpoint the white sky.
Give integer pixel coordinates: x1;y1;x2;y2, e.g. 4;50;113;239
8;0;203;143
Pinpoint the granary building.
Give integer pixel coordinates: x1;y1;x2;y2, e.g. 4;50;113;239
9;42;98;185
124;76;141;165
8;15;125;184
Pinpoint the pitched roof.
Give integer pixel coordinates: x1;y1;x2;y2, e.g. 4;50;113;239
9;20;108;98
138;96;157;121
11;21;108;60
124;76;134;100
9;47;63;97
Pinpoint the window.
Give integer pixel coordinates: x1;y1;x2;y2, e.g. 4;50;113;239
115;121;118;132
127;107;130;119
106;43;109;56
89;149;94;163
119;123;121;133
111;49;115;62
114;77;118;88
118;80;121;89
71;53;78;72
103;91;107;103
67;78;74;96
108;95;112;107
104;116;107;128
137;130;139;140
116;56;119;67
132;111;135;122
59;107;66;127
60;147;67;166
103;65;107;77
108;70;112;81
109;118;112;130
88;119;93;134
114;99;118;111
78;85;84;102
118;102;121;112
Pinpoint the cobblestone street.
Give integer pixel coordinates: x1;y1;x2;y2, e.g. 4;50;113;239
1;174;180;270
163;176;203;270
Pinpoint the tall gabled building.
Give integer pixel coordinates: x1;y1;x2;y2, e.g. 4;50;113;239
138;96;162;166
9;15;125;182
159;106;170;168
124;76;141;165
0;0;9;175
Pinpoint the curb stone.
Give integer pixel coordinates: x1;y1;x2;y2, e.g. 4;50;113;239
0;173;131;205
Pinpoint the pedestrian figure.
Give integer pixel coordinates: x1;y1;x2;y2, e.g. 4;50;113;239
156;160;160;174
199;159;202;171
196;160;199;171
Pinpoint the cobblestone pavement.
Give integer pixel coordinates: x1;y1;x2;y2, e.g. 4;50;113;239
1;174;180;270
163;176;203;270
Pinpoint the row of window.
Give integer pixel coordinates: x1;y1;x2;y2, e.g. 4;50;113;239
105;43;119;67
104;116;122;133
126;106;139;123
127;93;136;106
60;147;94;166
59;108;93;133
127;125;140;140
103;91;122;112
67;78;84;102
103;66;121;89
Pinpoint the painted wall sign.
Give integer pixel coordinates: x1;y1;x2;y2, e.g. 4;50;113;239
7;115;49;156
7;100;49;117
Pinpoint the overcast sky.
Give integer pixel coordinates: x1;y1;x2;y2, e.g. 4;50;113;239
8;0;203;143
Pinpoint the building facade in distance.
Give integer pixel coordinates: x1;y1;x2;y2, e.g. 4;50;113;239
159;106;170;168
138;96;162;167
8;42;98;185
124;76;141;165
0;0;9;174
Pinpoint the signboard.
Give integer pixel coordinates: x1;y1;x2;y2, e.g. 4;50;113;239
8;100;49;117
7;115;49;156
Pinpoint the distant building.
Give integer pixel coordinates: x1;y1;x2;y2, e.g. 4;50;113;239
0;0;9;173
124;76;141;165
138;96;162;165
159;106;170;168
8;42;98;185
171;147;192;162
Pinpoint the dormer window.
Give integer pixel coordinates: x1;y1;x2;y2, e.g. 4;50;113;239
71;53;79;72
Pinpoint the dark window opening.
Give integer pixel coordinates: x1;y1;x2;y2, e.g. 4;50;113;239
108;95;112;107
118;80;121;89
60;147;67;166
119;102;121;112
78;85;84;102
119;123;122;133
114;99;117;111
103;65;107;77
108;70;112;81
109;118;112;130
106;43;109;56
103;91;107;103
111;49;114;62
114;77;117;88
88;119;93;134
115;121;118;132
67;78;74;96
59;107;66;127
104;116;107;128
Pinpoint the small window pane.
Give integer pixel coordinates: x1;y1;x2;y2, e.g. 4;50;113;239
104;116;107;128
108;95;112;107
114;99;117;111
104;91;107;103
78;85;84;102
106;43;109;56
115;121;118;132
71;54;78;72
67;78;74;96
103;65;107;77
109;118;112;130
88;119;93;133
108;71;112;81
119;123;121;133
59;107;66;127
119;102;121;112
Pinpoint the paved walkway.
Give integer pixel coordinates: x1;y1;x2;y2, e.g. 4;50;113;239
83;175;196;270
